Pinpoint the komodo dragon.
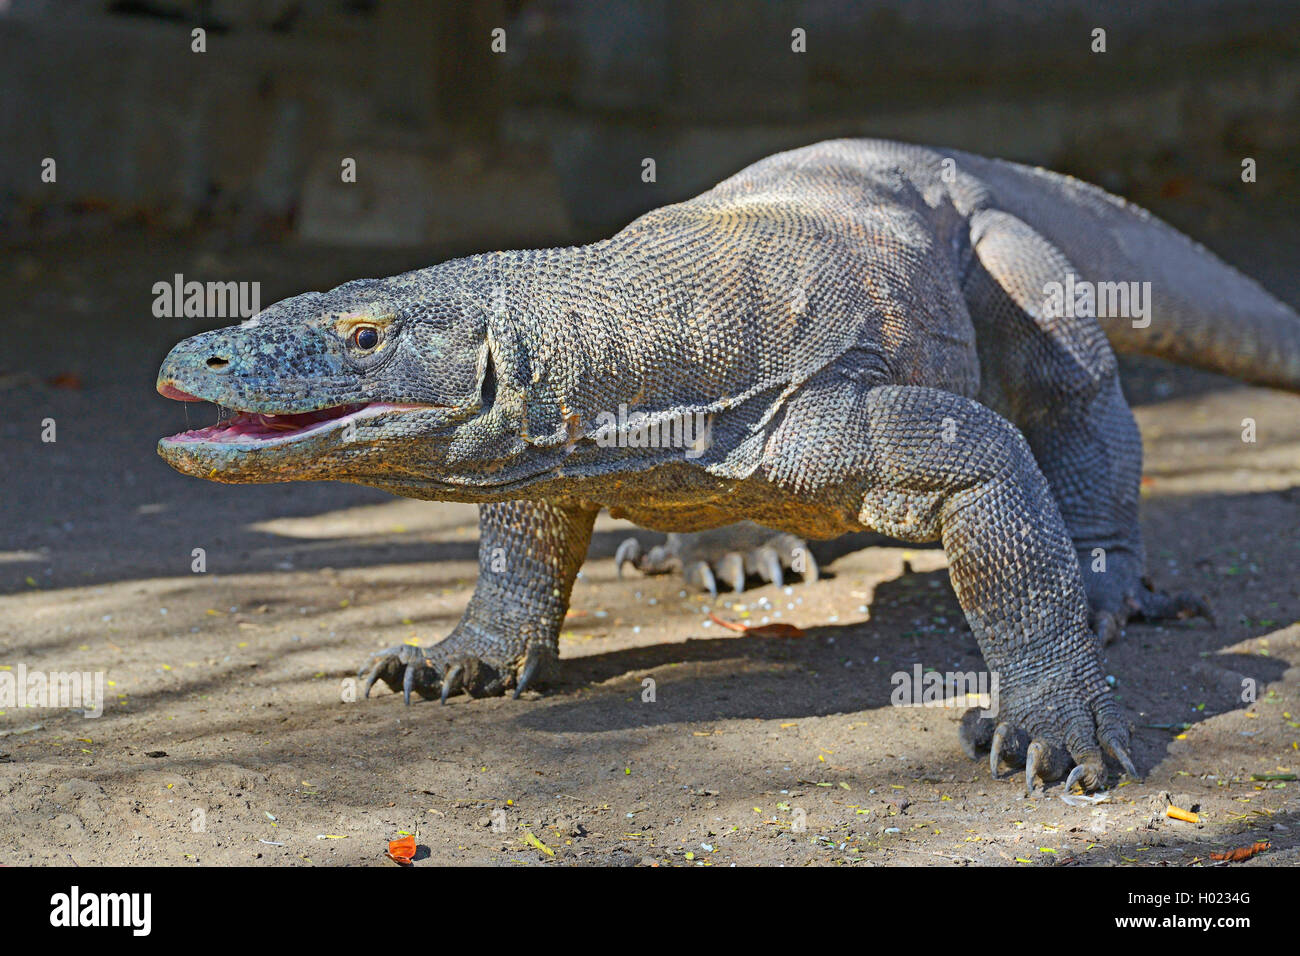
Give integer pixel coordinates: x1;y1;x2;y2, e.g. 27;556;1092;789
156;139;1300;793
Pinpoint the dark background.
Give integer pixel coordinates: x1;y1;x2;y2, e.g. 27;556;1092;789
5;0;1299;246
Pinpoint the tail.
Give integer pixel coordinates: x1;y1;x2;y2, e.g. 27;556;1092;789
954;151;1300;393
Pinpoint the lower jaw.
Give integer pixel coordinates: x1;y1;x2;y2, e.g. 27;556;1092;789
156;435;334;482
157;403;424;481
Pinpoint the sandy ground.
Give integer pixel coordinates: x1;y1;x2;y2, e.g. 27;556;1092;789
1;230;1298;867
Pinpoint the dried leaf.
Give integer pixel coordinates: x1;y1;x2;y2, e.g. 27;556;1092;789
1209;841;1270;862
708;613;805;638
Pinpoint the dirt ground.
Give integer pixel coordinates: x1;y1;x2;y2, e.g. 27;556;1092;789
1;229;1298;867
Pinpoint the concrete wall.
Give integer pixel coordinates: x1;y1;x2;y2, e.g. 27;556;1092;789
2;0;1297;246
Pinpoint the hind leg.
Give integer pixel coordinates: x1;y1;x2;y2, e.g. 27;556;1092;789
964;209;1209;642
1022;377;1209;642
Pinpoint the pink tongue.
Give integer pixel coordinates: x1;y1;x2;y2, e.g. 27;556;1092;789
158;383;203;402
169;405;362;443
246;408;349;435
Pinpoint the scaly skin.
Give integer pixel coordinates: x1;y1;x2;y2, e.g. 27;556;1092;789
156;139;1300;793
360;500;596;701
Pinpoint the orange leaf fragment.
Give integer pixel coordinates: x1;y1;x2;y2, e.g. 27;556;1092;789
387;834;417;864
1209;841;1270;862
708;613;805;638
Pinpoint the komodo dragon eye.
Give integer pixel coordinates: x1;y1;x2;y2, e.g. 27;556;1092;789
353;326;380;350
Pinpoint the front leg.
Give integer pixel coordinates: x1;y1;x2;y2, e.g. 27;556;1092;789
360;500;596;703
766;380;1137;792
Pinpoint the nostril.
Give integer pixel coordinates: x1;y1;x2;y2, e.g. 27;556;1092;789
206;356;230;370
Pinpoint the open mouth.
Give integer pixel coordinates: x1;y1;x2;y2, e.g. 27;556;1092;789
160;389;424;446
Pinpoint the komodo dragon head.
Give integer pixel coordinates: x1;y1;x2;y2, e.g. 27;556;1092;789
155;266;525;493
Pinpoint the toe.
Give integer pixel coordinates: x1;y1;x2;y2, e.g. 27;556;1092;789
358;645;443;702
1103;738;1139;779
1091;609;1124;646
716;552;746;593
684;560;718;598
1024;738;1073;793
989;721;1030;775
749;546;784;588
440;664;464;704
361;658;389;699
402;663;417;705
360;646;409;697
461;657;508;698
1137;587;1213;624
1092;694;1140;779
513;643;553;698
769;534;818;584
958;710;995;760
615;538;643;578
797;548;819;584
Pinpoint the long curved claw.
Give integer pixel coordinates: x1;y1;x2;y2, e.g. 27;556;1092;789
441;664;463;704
1025;740;1046;795
359;643;529;706
684;560;718;599
753;546;784;588
615;538;643;579
962;659;1135;795
990;722;1010;778
514;651;542;698
716;552;746;593
402;663;417;705
1116;747;1139;779
363;665;382;699
1102;735;1139;779
361;647;417;699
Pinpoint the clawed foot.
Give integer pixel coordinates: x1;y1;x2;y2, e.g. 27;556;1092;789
1090;577;1212;645
358;638;552;705
616;523;818;597
959;681;1139;794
